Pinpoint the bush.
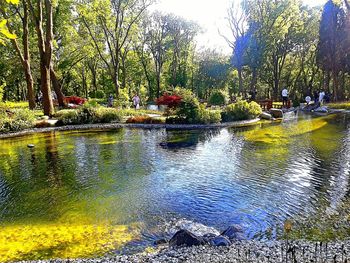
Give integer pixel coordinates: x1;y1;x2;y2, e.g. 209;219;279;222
197;106;221;124
164;88;221;124
65;96;87;105
55;105;121;125
55;109;80;125
0;108;36;133
176;96;200;123
209;90;228;106
221;100;262;122
94;107;122;123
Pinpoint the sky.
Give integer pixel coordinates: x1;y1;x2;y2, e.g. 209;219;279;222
151;0;327;55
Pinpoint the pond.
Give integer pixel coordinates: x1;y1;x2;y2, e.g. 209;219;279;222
0;113;350;261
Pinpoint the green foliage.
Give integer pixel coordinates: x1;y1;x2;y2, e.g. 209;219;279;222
209;90;228;106
89;90;105;99
54;109;80;125
197;106;221;124
221;101;262;122
0;82;4;101
55;105;122;125
0;108;36;133
166;88;221;124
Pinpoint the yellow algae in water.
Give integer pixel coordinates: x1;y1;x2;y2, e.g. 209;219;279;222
243;117;329;145
0;223;137;262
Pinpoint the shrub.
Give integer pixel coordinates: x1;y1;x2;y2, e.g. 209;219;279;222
94;107;122;123
65;96;87;105
55;106;121;125
221;100;262;122
176;95;200;124
0;108;36;133
209;90;228;106
197;106;221;124
55;109;80;125
163;89;221;124
156;93;182;108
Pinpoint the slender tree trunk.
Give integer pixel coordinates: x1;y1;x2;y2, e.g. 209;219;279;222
238;67;243;97
324;71;330;94
50;68;66;107
332;70;339;102
156;72;161;98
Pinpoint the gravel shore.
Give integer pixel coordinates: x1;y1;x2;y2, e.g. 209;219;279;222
16;240;350;263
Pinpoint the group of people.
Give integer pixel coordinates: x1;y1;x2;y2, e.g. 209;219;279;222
281;87;331;108
305;90;330;106
108;93;140;109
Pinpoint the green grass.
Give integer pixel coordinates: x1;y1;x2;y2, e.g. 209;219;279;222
327;102;350;110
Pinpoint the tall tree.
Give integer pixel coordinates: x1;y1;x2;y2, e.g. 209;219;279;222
79;0;153;98
0;0;36;109
317;0;346;101
28;0;55;115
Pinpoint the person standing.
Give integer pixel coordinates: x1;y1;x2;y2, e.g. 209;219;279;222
108;94;114;107
132;93;140;109
319;90;325;105
281;87;288;108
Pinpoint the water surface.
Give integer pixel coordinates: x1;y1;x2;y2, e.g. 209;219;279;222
0;113;350;261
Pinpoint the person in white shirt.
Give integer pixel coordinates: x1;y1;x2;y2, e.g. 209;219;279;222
305;95;311;106
132;94;140;109
281;88;288;108
319;90;325;105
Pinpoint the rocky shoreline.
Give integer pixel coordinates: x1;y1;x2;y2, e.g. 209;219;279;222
15;240;350;263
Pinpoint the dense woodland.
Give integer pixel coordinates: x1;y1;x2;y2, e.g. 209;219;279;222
0;0;349;115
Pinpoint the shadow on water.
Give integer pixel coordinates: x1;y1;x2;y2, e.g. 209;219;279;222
159;129;220;149
0;113;350;260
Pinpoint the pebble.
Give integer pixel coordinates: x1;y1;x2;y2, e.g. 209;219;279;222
13;240;350;263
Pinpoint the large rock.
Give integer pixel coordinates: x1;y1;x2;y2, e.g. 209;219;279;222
314;106;328;113
169;229;204;247
209;236;232;247
260;112;273;120
269;108;283;118
221;224;244;240
168;219;220;237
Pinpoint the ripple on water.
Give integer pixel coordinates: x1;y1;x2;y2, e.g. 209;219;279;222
0;114;350;260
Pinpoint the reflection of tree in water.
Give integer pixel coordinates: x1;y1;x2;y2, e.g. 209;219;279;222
159;129;221;149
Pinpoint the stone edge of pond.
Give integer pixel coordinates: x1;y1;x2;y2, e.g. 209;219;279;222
0;118;260;139
12;239;350;263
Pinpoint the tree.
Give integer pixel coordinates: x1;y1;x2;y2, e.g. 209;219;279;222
79;0;153;98
0;0;36;109
317;0;346;101
224;0;248;96
28;0;55;116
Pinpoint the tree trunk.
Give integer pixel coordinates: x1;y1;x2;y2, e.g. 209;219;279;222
24;61;36;109
332;70;339;102
324;71;330;94
156;72;161;98
30;0;54;116
40;64;54;115
238;67;243;97
50;68;66;107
